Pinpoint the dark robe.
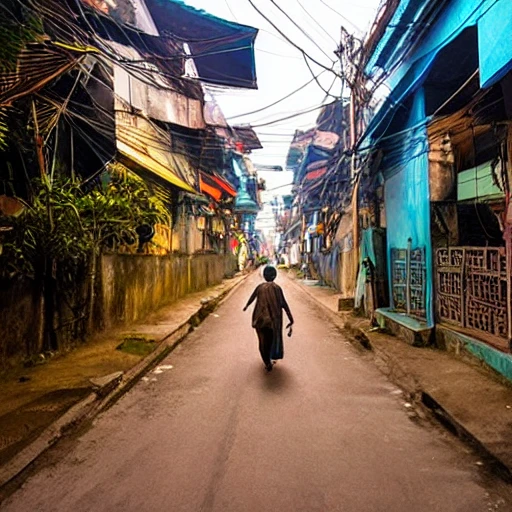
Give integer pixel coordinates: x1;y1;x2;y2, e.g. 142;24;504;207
246;282;293;362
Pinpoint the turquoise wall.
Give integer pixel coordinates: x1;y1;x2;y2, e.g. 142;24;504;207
383;90;433;326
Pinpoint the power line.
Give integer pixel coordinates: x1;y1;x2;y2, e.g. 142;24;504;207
302;54;340;99
256;47;302;59
265;182;294;191
268;0;337;63
224;0;238;21
227;70;328;120
296;0;338;46
316;0;363;34
251;101;336;128
245;0;339;77
250;104;321;125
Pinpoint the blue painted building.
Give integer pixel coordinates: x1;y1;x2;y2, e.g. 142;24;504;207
359;0;512;374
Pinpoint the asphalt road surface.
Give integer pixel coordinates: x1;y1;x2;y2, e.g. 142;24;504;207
2;273;511;512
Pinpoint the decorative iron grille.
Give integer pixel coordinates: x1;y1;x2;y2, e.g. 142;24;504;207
436;247;508;341
391;242;426;318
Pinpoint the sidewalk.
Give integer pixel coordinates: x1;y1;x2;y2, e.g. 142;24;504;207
0;272;248;488
286;273;512;481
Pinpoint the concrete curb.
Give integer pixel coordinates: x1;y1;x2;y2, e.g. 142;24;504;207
288;276;512;482
343;318;512;482
0;273;250;489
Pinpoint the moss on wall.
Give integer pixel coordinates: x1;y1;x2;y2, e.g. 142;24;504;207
100;253;236;328
0;253;237;368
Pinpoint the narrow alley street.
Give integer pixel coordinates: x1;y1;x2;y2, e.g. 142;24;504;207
2;273;511;512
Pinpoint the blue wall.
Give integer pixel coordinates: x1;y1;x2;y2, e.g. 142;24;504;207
383;90;433;326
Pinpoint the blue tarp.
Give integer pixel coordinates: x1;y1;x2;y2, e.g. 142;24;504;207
478;0;512;88
355;228;378;309
145;0;258;89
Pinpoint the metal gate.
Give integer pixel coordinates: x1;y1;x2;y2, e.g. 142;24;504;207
436;247;509;346
391;239;427;318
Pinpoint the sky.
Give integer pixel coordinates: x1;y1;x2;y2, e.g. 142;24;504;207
184;0;381;171
182;0;381;236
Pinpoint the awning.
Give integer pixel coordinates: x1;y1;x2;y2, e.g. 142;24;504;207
118;144;196;193
199;171;237;201
144;0;258;89
199;172;221;201
211;174;236;197
111;42;205;130
116;110;198;193
232;125;263;151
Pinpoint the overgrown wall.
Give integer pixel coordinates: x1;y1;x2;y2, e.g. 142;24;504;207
0;253;236;369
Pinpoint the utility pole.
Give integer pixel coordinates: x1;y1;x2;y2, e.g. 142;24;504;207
338;26;363;296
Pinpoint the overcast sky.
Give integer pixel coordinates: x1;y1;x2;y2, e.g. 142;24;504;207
184;0;380;171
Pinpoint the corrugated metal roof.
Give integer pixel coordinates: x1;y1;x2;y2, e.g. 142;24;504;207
116;110;198;193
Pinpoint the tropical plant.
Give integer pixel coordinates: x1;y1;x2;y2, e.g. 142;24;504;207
1;166;167;275
0;178;87;278
77;163;168;253
0;4;43;150
0;164;169;349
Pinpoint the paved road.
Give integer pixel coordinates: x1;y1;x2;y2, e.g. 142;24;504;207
2;274;511;511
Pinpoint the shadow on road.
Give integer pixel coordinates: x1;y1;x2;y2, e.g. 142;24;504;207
260;365;295;393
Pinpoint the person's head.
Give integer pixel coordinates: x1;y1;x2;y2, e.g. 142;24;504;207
263;265;277;282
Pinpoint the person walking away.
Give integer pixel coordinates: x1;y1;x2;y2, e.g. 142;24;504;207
243;266;294;372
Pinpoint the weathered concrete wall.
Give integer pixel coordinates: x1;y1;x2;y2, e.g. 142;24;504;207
0;253;236;368
0;277;43;367
100;253;237;328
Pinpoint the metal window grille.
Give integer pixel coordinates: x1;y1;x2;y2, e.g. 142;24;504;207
391;240;426;318
436;247;508;343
